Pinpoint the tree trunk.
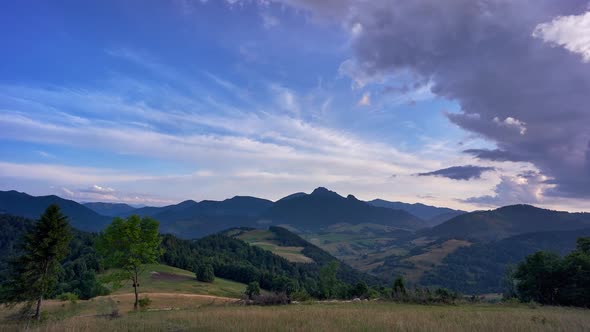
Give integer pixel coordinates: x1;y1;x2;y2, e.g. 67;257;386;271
34;295;42;321
34;261;49;321
133;268;139;310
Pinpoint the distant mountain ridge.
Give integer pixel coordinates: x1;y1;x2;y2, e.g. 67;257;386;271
0;188;432;237
7;189;590;244
0;190;109;232
262;187;426;231
368;199;466;226
423;204;590;241
83;202;137;217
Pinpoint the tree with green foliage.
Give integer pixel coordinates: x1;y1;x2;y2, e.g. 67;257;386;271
513;251;563;305
512;237;590;307
392;276;407;299
195;263;215;283
271;275;298;296
245;281;261;299
351;281;369;298
319;261;339;299
0;204;72;320
557;238;590;307
96;216;162;310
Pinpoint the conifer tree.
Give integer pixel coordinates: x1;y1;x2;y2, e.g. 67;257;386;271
0;204;72;320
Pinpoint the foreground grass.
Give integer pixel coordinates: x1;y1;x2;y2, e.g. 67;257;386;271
2;300;589;332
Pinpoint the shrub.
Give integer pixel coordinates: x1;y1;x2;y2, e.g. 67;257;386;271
291;290;312;302
138;297;152;310
245;281;261;299
195;264;215;283
58;292;79;304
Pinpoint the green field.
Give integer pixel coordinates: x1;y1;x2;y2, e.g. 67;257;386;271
2;300;589;331
235;229;314;263
105;264;247;298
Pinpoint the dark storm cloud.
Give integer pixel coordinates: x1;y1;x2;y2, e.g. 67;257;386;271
417;165;495;180
463;149;527;162
275;0;590;198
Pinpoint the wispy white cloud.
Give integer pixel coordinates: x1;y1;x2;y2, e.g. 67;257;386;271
0;80;493;208
261;12;280;29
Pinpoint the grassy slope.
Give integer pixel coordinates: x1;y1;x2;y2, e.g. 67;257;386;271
3;302;589;332
235;229;314;263
302;230;470;282
105;264;246;299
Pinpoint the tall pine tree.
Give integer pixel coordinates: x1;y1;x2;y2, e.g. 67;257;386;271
0;204;72;320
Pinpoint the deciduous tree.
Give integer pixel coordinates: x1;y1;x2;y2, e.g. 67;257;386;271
96;216;162;310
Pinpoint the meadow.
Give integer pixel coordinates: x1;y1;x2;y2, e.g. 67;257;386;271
105;264;247;299
1;298;589;332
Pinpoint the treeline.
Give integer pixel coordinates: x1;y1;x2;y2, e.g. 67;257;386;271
507;237;590;307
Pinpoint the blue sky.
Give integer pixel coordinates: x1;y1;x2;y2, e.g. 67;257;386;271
1;1;589;211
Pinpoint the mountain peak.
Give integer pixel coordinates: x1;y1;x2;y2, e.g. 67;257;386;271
311;187;341;197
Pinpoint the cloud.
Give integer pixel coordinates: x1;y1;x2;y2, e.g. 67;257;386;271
261;12;280;29
80;184;115;194
493;117;527;135
418;165;495;181
464;171;554;207
270;84;300;114
533;11;590;62
268;0;590;199
357;92;371;106
463;149;527;162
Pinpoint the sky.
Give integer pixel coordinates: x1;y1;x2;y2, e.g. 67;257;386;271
1;1;589;211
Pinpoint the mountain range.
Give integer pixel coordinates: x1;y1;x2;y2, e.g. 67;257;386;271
3;188;590;294
0;188;437;237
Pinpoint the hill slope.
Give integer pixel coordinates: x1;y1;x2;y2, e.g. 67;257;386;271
421;228;590;294
83;202;137;217
263;188;426;231
423;204;590;241
139;196;273;238
0;190;110;232
108;263;247;298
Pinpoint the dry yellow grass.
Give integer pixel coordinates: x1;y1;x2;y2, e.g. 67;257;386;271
2;300;589;332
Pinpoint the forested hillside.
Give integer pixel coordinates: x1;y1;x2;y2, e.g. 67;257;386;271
421;228;590;294
0;213;379;300
161;229;382;297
